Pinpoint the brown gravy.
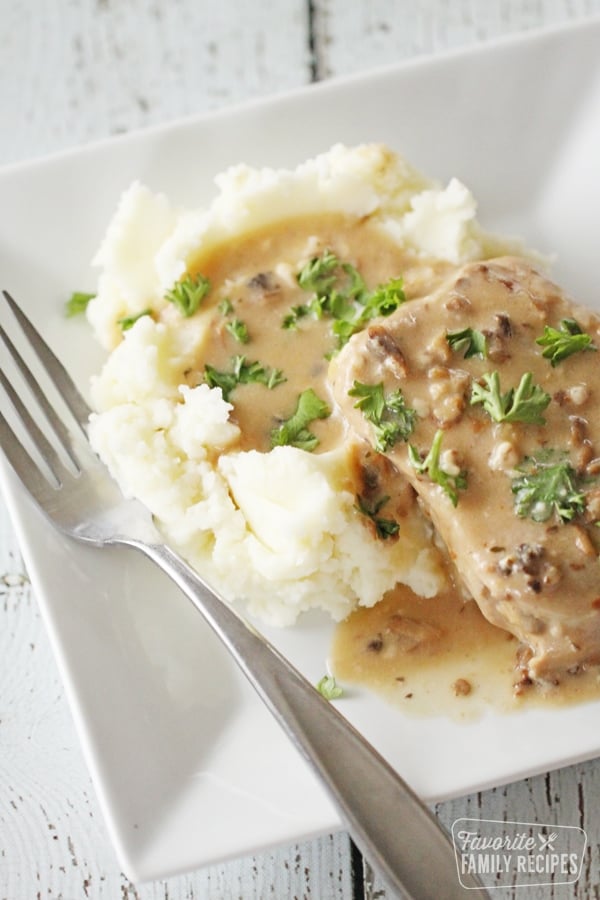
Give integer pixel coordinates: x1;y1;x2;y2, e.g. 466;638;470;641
188;213;600;718
332;584;600;719
188;213;451;453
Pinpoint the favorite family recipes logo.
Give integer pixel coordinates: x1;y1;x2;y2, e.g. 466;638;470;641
451;819;587;890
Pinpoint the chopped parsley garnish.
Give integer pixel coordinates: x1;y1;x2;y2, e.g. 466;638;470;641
408;430;467;507
512;453;586;523
65;291;95;317
218;297;250;343
349;380;386;421
270;388;330;452
348;381;417;452
356;495;399;540
367;278;407;317
470;371;550;425
316;675;343;700
297;249;340;295
205;355;286;401
165;272;211;317
218;298;234;315
536;318;596;366
446;327;487;359
283;304;311;329
117;308;153;331
284;250;405;348
225;317;250;344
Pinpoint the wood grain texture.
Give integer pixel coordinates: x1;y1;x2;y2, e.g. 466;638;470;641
311;0;600;79
2;1;600;898
0;0;312;167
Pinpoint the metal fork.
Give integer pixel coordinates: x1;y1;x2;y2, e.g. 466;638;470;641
0;289;489;900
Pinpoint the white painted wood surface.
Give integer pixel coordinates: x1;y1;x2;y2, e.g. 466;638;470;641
1;2;600;898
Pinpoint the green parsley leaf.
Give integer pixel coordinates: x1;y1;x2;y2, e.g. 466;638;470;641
470;371;550;425
408;430;467;507
286;251;405;348
446;327;488;359
203;366;237;400
270;388;331;451
117;308;153;331
339;262;368;301
363;277;406;318
349;381;417;452
331;317;358;347
219;299;250;343
65;291;95;317
205;355;286;402
297;249;340;294
225;317;250;344
385;389;417;421
512;453;586;523
332;278;405;348
356;494;399;540
264;367;287;390
347;381;385;422
330;277;406;348
282;304;310;329
316;675;343;700
536;318;596;366
165;272;211;317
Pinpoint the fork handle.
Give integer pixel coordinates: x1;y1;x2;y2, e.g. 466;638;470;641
135;541;488;900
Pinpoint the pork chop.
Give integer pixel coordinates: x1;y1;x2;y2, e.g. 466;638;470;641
330;257;600;680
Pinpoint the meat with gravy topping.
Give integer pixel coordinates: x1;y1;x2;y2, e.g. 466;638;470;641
330;257;600;680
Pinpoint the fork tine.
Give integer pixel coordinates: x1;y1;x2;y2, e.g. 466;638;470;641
0;367;66;482
2;290;92;430
0;323;79;468
0;408;57;505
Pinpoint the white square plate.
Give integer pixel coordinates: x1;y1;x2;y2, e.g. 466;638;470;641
1;17;600;882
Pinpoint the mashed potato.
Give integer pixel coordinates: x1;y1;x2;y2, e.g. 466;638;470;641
87;144;517;625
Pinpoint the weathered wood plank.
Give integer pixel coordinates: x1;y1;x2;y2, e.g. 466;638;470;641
0;0;313;167
311;0;600;79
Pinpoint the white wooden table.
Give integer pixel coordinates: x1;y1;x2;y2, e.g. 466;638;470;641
2;2;600;898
